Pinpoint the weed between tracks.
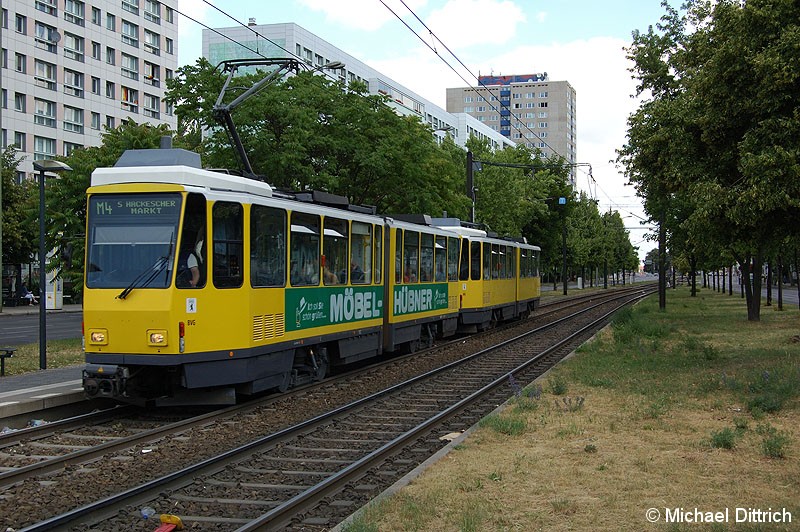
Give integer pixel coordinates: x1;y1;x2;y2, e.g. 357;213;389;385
345;287;800;531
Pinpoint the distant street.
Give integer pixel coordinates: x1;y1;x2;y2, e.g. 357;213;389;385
0;312;83;345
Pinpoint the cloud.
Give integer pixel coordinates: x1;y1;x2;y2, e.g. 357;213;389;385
296;0;428;31
369;34;650;250
425;0;527;48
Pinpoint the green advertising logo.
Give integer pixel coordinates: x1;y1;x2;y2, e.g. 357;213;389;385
393;284;449;316
286;286;384;331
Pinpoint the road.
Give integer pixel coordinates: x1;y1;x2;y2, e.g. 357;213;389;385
0;312;83;345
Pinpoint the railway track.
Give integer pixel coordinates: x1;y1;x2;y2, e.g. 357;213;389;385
1;284;654;530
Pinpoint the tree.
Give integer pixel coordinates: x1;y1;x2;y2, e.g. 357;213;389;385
165;60;466;216
2;147;37;290
620;0;800;320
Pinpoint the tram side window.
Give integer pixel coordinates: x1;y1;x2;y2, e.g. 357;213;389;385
482;241;491;280
351;221;371;285
251;205;286;287
492;243;500;278
470;241;481;281
447;236;459;281
177;193;206;289
394;228;403;284
212;202;244;288
533;249;540;277
505;245;514;279
459;238;470;281
435;236;447;282
323;217;348;285
403;230;419;283
290;212;320;286
420;233;434;282
520;250;529;278
374;225;383;284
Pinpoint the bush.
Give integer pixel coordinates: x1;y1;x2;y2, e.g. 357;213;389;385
710;427;736;449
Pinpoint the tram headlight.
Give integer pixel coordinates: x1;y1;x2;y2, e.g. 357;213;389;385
147;329;168;346
88;329;108;345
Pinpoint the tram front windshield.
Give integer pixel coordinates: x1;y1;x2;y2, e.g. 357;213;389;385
86;193;183;289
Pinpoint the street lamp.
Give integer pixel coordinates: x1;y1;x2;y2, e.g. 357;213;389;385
32;159;72;370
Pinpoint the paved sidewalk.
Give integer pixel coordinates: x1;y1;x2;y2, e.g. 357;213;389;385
0;303;82;317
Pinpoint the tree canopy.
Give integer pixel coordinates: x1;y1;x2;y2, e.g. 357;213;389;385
618;0;800;320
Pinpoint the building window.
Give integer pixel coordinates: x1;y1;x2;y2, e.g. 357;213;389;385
121;52;138;80
15;53;26;73
165;6;173;23
64;0;85;26
165;37;173;55
91;112;101;130
106;46;115;65
121;20;138;47
105;115;115;129
539;111;547;118
165;68;173;80
121;86;138;112
539;122;548;128
106;13;115;31
106;81;115;99
143;92;159;118
144;61;160;86
64;141;83;156
144;0;160;23
63;32;84;62
34;136;57;160
464;96;472;103
144;30;159;55
63;105;84;133
91;6;101;25
35;21;59;53
14;92;26;112
15;13;26;34
91;76;100;95
91;41;101;60
35;0;58;16
464;107;473;113
122;0;139;15
14;132;26;151
539;91;548;98
539;102;548;107
34;98;57;127
34;59;57;90
64;68;84;97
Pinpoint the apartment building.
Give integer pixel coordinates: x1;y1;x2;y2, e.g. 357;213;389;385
1;0;179;178
447;74;577;185
203;21;513;152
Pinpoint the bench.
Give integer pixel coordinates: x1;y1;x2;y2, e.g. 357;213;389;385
0;347;16;376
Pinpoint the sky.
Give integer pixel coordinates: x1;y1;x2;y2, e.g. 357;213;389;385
175;0;671;261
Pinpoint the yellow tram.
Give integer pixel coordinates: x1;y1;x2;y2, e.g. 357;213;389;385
82;147;541;405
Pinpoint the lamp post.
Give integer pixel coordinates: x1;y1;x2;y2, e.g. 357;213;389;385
32;159;72;370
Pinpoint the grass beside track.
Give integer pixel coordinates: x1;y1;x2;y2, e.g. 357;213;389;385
3;339;83;375
345;286;800;531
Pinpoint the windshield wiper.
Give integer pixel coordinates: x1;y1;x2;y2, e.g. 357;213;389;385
116;256;169;300
116;233;175;300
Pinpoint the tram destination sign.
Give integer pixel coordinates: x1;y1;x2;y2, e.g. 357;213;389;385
90;194;182;217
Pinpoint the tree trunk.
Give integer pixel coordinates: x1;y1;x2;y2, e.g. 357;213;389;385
658;215;666;310
736;252;762;321
728;265;733;295
690;255;697;297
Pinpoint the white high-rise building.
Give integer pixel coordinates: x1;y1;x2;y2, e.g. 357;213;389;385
1;0;179;178
447;74;577;185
